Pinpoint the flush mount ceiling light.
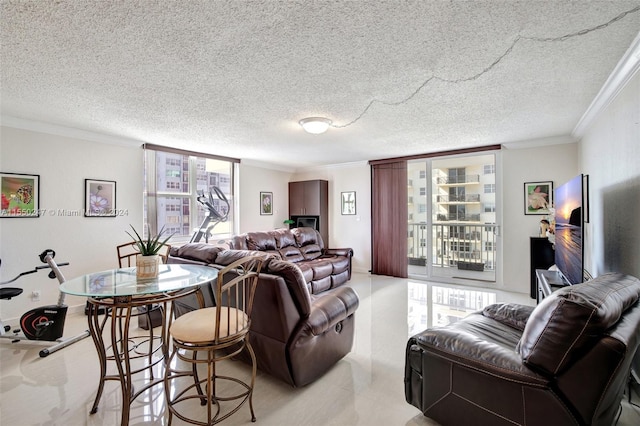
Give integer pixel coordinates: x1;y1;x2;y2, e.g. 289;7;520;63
299;117;332;134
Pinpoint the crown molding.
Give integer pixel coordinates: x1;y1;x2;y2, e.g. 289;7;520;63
502;135;577;150
1;115;145;147
240;158;296;173
573;30;640;138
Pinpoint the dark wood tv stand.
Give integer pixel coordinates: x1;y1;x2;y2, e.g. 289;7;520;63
536;269;571;303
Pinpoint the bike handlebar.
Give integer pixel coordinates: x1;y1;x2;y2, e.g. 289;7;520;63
0;249;69;286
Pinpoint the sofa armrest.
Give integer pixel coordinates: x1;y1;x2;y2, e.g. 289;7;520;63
323;247;353;258
306;287;359;335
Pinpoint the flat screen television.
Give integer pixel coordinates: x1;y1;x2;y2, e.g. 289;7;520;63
554;174;584;285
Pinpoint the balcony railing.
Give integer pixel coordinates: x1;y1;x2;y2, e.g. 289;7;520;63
436;213;481;222
436;174;480;185
436;194;481;203
407;222;497;271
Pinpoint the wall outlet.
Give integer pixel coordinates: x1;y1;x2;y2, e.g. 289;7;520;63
31;290;41;302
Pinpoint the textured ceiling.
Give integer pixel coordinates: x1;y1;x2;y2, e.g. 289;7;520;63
1;1;639;169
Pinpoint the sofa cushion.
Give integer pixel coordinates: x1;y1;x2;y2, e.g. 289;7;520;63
228;234;249;250
246;231;278;251
278;246;305;263
518;273;640;376
301;244;322;260
293;227;320;247
273;228;297;249
215;249;277;267
310;260;334;280
483;303;534;331
169;244;224;264
296;263;314;287
324;255;350;274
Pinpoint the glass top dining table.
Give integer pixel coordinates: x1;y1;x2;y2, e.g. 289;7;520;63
59;263;218;426
59;263;219;298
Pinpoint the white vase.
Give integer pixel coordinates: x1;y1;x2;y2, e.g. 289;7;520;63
136;254;160;279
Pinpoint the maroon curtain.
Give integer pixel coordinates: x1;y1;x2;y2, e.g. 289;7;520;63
371;161;408;278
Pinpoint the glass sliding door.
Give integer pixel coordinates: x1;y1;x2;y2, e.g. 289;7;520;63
408;153;499;283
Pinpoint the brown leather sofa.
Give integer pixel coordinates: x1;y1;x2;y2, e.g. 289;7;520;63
405;273;640;426
225;227;353;293
167;231;359;387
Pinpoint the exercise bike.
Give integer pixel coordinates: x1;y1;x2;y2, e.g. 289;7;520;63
189;186;230;243
0;249;90;357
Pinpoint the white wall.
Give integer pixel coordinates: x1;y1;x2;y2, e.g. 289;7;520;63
501;140;578;294
0;126;144;319
292;163;371;274
238;162;292;232
580;69;640;279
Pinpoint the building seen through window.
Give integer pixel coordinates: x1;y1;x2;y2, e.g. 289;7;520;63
144;147;235;242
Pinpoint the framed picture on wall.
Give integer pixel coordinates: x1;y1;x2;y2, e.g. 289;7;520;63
260;191;273;215
341;191;356;215
524;181;553;215
85;179;116;217
0;172;40;218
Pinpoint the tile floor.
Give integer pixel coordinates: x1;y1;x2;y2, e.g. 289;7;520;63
1;272;639;425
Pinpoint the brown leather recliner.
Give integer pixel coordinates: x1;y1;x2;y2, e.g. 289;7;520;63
168;244;359;387
405;273;640;426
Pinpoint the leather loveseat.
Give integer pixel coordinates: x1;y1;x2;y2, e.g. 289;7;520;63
405;273;640;426
167;228;358;387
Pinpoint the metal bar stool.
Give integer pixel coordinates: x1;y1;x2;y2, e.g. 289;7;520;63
164;255;263;425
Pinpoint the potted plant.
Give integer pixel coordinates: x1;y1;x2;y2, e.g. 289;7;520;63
126;224;173;279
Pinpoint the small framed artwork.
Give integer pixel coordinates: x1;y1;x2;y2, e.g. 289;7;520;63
85;179;116;217
524;181;553;215
341;191;356;215
260;191;273;215
0;172;40;218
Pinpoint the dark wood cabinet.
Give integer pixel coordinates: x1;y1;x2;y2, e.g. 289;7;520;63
289;180;328;245
289;180;327;215
530;237;555;299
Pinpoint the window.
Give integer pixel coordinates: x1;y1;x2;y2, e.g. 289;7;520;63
484;184;495;193
484;203;495;212
418;204;427;213
144;145;238;243
419;187;426;196
483;164;495;175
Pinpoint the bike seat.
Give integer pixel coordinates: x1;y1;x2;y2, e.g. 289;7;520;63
0;288;23;300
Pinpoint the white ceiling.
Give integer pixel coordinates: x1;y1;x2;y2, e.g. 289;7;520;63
2;1;639;170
